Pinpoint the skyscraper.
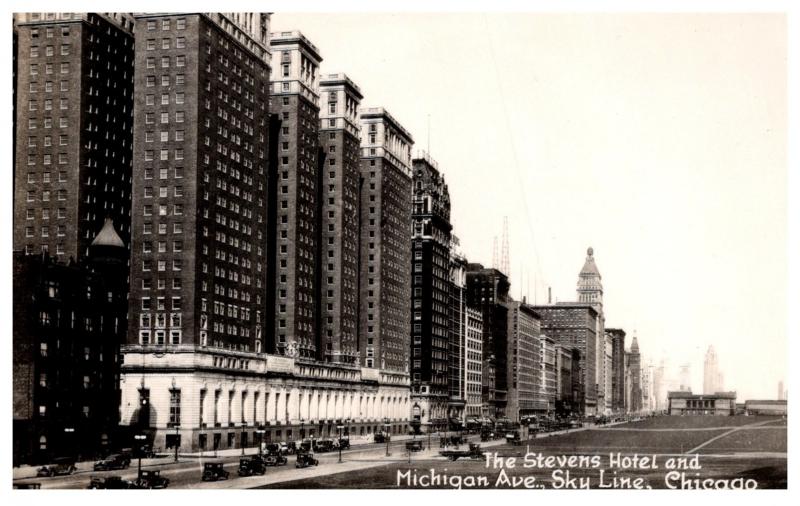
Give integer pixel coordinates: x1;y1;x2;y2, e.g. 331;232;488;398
627;335;642;412
703;345;724;394
13;13;134;260
269;30;323;359
122;12;272;451
447;251;483;422
466;264;511;417
576;247;608;413
533;304;598;415
358;107;414;372
409;153;452;426
607;328;626;412
318;73;363;364
503;301;541;422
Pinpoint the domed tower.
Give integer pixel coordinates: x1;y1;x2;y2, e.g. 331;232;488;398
577;247;603;306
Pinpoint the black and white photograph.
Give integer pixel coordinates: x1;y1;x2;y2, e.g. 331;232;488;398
5;0;796;499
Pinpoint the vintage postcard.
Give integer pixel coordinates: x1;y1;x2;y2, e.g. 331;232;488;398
6;1;793;500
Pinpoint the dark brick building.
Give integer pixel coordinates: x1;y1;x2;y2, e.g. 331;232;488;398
358;107;414;372
606;327;626;413
530;304;598;415
409;153;452;425
13;221;128;465
269;31;323;359
13;12;134;261
127;12;271;352
465;263;511;418
318;73;363;364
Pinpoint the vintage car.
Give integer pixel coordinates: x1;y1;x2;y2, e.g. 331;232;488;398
36;458;76;477
505;431;523;446
93;453;131;471
13;483;42;489
264;443;281;455
373;432;390;444
134;470;170;489
314;439;335;453
405;440;424;452
335;437;351;450
295;452;319;469
88;475;135;489
237;456;267;477
264;453;288;466
282;441;297;455
201;462;230;482
440;443;485;462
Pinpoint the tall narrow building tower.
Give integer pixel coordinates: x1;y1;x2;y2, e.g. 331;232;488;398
358;107;414;371
318;73;363;364
269;31;322;359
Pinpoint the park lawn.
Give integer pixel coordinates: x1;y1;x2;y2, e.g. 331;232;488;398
620;415;781;430
528;428;729;453
698;428;787;454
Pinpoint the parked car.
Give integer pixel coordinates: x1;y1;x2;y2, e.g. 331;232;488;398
237;456;267;477
93;453;131;471
264;443;281;456
373;432;390;444
295;451;319;468
134;470;170;489
13;483;41;489
314;439;335;453
36;458;76;477
335;437;351;450
264;453;288;466
282;441;297;455
506;431;522;446
88;475;135;489
201;462;230;482
405;440;424;452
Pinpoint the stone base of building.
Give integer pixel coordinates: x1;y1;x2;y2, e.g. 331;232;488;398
119;346;412;453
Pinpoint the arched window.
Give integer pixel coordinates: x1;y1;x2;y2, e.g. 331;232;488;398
39;435;47;450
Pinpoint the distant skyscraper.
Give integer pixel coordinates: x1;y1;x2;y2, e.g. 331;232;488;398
627;335;642;412
679;363;692;392
575;247;607;413
533;303;599;415
703;345;723;394
607;328;626;412
503;301;541;422
778;380;785;401
446;251;483;422
466;263;511;417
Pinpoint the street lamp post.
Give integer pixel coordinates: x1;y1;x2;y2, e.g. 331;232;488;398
241;422;247;456
134;434;147;480
174;424;180;462
383;421;391;457
336;425;344;463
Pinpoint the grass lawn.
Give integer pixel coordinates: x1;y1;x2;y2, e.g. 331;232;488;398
698;428;787;453
620;415;782;429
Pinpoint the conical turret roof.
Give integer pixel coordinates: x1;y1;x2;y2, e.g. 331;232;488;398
91;218;125;248
580;247;601;277
631;334;640;353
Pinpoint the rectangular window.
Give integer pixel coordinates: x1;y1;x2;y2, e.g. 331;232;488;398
169;389;181;427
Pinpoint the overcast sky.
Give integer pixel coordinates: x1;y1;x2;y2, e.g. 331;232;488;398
271;13;787;400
